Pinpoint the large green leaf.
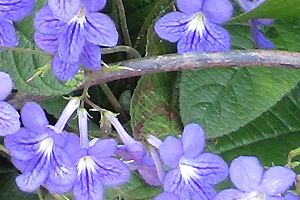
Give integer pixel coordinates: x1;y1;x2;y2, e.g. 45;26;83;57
232;0;300;22
180;68;300;139
208;83;300;166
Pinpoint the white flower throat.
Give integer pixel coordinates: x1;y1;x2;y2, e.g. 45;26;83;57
240;191;266;200
77;156;97;175
38;137;54;158
187;12;206;37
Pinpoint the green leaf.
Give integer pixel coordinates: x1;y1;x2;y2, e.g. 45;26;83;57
131;22;181;139
232;0;300;22
105;173;161;200
209;84;300;166
180;68;300;139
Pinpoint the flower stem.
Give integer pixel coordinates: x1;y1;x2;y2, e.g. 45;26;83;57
102;45;141;58
100;83;128;121
37;190;44;200
115;0;132;47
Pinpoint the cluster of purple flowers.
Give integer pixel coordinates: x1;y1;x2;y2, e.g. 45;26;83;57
34;0;118;81
0;74;298;199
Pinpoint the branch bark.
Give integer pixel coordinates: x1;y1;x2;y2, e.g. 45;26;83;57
9;50;300;109
91;50;300;85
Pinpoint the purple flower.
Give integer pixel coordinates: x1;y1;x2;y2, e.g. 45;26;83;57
0;0;35;47
156;123;228;199
154;0;233;53
106;112;162;186
0;71;20;136
237;0;275;49
71;108;130;200
34;0;118;81
4;99;80;193
215;156;296;200
285;192;300;200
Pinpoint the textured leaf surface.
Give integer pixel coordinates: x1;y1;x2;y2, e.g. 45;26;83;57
131;21;180;139
180;68;300;139
208;84;300;167
233;0;300;22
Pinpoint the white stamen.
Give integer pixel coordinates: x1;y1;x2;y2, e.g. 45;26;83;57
77;156;97;175
179;158;200;182
38;137;54;158
187;12;206;38
240;191;266;200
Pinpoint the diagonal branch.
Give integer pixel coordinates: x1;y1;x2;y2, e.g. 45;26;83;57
8;50;300;109
91;50;300;85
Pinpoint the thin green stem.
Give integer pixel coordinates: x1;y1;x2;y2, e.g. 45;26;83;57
0;144;8;155
102;45;141;58
115;0;132;47
37;190;44;200
100;83;128;121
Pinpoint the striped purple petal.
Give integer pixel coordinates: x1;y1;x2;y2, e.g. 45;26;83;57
48;0;81;22
0;0;35;21
80;42;102;70
0;101;20;136
0;71;13;101
0;19;18;47
84;12;118;46
52;54;80;81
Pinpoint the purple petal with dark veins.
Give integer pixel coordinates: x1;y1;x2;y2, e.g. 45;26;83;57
0;101;20;136
82;0;107;12
181;153;228;185
159;136;183;168
181;123;206;158
155;192;179;200
163;168;190;199
34;6;66;35
34;32;59;54
52;53;80;81
154;12;190;43
176;0;203;14
285;192;300;200
215;189;244;200
93;157;130;187
0;0;35;21
202;0;233;24
21;102;49;133
84;12;118;46
190;185;217;200
88;138;117;158
0;71;13;100
47;147;77;191
177;20;231;53
58;19;85;63
4;128;48;160
80;42;102;70
230;156;263;192
63;132;81;163
261;166;296;195
16;153;50;192
48;0;81;22
44;178;74;194
73;169;104;200
0;20;18;47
